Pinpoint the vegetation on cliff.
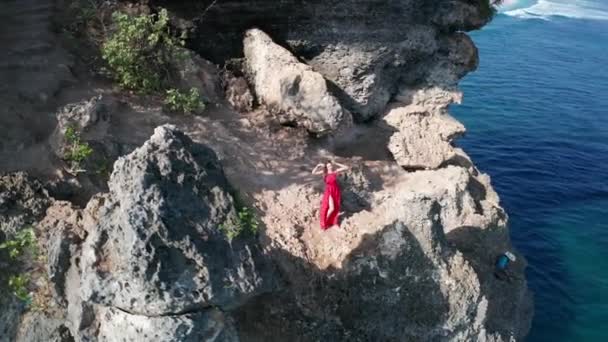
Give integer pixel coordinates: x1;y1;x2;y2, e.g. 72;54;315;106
100;9;205;113
0;228;36;302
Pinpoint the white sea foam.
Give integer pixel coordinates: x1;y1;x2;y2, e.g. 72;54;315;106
503;0;608;21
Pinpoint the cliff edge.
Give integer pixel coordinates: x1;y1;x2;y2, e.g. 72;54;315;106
0;0;532;341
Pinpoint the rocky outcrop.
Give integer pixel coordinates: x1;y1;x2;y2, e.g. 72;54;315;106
222;71;255;113
244;29;349;134
61;125;274;341
172;47;223;103
236;165;531;341
79;125;272;315
0;173;51;236
383;103;466;170
48;94;170;203
1;0;534;341
382;83;469;170
0;173;52;342
163;0;489;119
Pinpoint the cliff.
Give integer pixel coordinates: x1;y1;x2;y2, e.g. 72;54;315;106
0;0;532;341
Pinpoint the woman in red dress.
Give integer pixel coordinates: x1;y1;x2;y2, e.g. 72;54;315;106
312;160;350;230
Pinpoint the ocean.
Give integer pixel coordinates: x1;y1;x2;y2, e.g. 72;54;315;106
451;1;608;340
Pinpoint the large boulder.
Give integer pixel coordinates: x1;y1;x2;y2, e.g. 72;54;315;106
244;29;349;134
78;125;274;316
383;104;466;170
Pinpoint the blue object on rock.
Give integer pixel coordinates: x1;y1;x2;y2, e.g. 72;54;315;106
496;254;510;270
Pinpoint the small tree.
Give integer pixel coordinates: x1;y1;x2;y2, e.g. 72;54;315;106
101;9;184;93
64;126;94;173
164;88;205;114
220;206;259;241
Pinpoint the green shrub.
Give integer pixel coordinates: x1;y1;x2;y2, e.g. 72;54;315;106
101;9;183;92
0;227;37;303
64;126;94;172
164;88;205;114
0;228;36;259
220;207;259;241
8;275;31;302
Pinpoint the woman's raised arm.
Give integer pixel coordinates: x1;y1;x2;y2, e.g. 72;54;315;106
312;163;325;175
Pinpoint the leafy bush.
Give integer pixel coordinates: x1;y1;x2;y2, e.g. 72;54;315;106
64;126;94;172
220;207;259;241
0;227;37;303
8;275;31;302
164;88;205;114
101;9;184;92
0;228;36;259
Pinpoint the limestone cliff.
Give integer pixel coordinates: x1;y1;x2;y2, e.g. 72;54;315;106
0;0;532;341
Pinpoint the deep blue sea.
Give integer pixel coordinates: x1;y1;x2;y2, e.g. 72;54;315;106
451;1;608;340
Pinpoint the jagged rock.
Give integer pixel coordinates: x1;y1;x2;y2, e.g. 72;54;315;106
431;1;491;31
243;29;349;134
236;166;530;341
395;86;463;114
15;313;73;342
166;0;490;119
50;95;115;162
94;306;238;342
49;95;164;203
222;71;254;112
38;202;84;305
393;166;507;234
383;104;466;170
54;95;111;138
340;162;373;215
0;172;51;235
78;125;274;317
0;173;52;342
172;47;223;103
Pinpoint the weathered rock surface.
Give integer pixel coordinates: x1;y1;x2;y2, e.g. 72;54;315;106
236;166;531;341
244;29;349;134
48;94;170;203
0;173;52;342
15;313;73;342
164;0;488;119
383;104;466;170
38;202;84;305
172;47;223;103
0;173;51;236
94;306;238;342
78;125;273;316
0;0;74;165
222;71;255;112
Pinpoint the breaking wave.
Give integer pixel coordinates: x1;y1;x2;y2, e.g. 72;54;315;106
502;0;608;21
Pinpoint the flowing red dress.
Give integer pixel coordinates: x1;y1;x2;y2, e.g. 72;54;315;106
320;172;341;230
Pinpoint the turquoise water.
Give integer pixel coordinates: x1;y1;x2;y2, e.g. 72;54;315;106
451;1;608;340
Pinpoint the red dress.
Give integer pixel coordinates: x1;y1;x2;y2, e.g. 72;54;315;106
320;173;341;230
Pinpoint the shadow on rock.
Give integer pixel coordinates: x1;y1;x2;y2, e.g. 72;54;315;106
447;225;534;340
234;221;449;341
